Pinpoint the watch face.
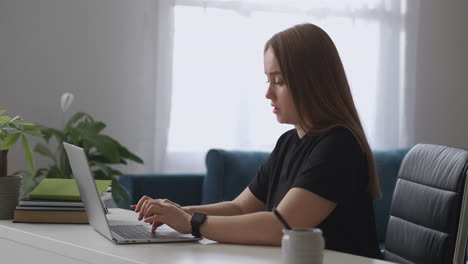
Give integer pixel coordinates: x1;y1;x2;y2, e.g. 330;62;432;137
191;212;207;238
192;212;207;223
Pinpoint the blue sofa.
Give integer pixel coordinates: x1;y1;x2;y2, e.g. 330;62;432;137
120;147;411;246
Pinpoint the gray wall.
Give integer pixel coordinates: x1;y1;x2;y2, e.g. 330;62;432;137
407;0;468;148
0;0;156;174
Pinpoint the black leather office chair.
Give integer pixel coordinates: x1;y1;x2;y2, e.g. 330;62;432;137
383;144;468;264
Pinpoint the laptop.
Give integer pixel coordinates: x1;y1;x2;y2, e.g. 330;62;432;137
63;142;201;244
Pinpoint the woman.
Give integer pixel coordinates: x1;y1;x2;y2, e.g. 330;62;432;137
132;23;382;259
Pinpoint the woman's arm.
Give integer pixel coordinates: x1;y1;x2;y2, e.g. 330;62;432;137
184;188;266;215
137;187;336;245
200;212;282;245
183;201;242;216
132;188;266;217
198;187;336;245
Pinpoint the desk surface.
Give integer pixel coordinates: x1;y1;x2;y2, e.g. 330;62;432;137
0;208;394;264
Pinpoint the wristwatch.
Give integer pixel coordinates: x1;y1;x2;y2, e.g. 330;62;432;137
190;211;207;238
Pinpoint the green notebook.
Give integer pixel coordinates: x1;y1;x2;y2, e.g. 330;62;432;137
29;178;111;201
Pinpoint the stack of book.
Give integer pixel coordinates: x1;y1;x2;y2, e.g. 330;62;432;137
13;178;112;224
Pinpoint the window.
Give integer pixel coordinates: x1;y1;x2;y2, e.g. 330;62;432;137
164;0;406;173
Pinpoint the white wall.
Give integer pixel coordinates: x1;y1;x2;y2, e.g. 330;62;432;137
0;0;157;174
406;0;468;148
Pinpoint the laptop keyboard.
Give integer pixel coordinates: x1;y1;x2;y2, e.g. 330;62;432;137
110;225;155;239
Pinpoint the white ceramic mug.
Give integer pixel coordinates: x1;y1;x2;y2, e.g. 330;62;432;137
282;228;324;264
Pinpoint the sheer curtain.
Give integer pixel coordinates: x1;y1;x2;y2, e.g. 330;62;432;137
160;0;409;173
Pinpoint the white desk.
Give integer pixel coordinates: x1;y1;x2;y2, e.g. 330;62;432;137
0;208;394;264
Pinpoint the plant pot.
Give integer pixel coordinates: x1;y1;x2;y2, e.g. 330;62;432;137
0;149;7;177
0;150;23;220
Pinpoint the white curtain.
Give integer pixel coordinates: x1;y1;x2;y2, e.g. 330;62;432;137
151;0;175;173
158;0;411;173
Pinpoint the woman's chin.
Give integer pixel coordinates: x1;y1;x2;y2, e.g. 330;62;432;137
276;116;290;125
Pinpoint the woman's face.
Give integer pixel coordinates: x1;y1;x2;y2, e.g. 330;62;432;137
264;47;300;126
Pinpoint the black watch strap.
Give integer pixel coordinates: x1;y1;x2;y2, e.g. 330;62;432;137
191;212;207;238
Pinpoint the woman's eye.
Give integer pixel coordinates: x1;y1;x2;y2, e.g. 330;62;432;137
266;81;283;85
266;77;284;85
274;77;284;84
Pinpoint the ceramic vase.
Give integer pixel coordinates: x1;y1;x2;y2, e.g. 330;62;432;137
282;228;325;264
0;150;23;219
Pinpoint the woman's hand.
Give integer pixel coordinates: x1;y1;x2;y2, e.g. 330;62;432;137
131;196;192;233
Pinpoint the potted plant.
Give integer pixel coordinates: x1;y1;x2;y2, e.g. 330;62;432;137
0;110;42;219
31;111;143;207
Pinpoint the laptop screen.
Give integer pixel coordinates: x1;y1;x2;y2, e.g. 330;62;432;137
63;142;113;239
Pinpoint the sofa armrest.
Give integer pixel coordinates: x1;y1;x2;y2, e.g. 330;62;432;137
119;174;205;208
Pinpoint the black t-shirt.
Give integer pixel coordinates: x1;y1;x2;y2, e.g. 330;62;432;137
248;127;382;259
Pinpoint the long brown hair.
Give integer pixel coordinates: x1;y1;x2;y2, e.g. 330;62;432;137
265;23;382;200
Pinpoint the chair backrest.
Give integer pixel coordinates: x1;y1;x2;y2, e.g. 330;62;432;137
203;149;269;204
383;144;468;264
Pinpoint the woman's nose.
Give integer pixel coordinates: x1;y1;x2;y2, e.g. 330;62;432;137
265;85;274;100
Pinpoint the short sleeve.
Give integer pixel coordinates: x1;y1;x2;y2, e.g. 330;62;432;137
248;129;294;204
248;159;271;204
292;128;367;207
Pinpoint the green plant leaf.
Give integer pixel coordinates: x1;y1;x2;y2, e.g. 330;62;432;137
65;112;86;128
112;181;130;208
88;154;112;163
92;121;106;133
18;122;35;126
84;135;120;163
4;127;20;133
93;170;107;180
46;166;63;178
21;134;35;174
34;143;56;162
119;146;144;164
90;161;111;175
39;127;51;141
24;131;43;137
21;125;40;132
58;146;70;177
1;133;20;149
8;115;20;124
65;112;93;129
32;111;143;208
33;168;49;179
11;170;42;196
0;116;11;126
76;120;106;134
110;168;124;176
69;126;87;141
40;127;65;142
0;110;5;115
